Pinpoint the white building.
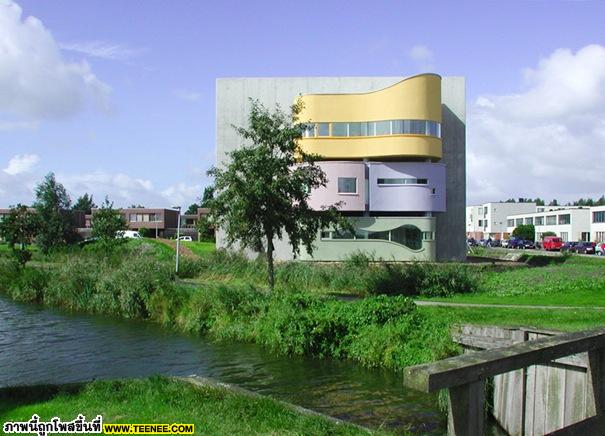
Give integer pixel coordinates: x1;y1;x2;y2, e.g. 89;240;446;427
506;208;591;242
466;202;536;240
591;206;605;243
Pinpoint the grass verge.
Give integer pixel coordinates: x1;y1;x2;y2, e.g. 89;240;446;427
0;376;372;435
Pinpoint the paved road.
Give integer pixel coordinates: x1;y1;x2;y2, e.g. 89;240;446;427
415;300;605;310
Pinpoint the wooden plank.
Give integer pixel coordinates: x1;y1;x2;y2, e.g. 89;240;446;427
587;349;605;417
563;366;588;427
403;328;605;393
447;380;485;436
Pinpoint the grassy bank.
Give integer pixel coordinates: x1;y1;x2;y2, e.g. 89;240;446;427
0;377;371;435
0;246;459;371
423;256;605;307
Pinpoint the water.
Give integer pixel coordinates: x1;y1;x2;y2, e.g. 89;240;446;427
0;295;445;433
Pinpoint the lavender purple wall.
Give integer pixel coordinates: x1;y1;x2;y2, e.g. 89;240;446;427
308;161;365;211
369;162;446;212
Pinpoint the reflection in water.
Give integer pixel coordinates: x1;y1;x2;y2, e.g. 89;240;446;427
0;295;444;433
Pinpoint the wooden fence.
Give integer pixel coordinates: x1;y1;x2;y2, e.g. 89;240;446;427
403;327;605;435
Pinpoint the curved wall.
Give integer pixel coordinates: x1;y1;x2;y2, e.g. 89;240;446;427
301;136;441;160
369;162;446;212
298;74;442;160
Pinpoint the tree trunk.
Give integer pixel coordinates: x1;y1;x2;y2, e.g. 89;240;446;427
266;235;275;292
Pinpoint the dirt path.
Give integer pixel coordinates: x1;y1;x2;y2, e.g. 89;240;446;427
156;238;198;258
414;300;605;310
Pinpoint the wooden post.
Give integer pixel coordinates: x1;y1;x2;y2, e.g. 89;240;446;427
447;380;485;436
587;348;605;422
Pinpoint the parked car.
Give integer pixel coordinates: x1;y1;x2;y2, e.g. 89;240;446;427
522;240;536;249
574;241;596;255
501;239;510;248
596;243;605;256
561;241;578;252
116;230;142;239
178;235;193;242
491;239;502;248
542;236;563;251
467;238;478;247
507;238;525;249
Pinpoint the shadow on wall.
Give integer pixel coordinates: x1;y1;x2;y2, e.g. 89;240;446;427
436;104;466;261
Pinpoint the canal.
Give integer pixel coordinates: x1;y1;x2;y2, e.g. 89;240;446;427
0;294;445;433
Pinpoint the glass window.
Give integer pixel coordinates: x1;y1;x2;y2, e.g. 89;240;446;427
391;225;422;250
332;122;348;136
593;211;605;223
391;120;404;134
422;231;434;240
558;214;571;225
515;218;523;226
409;120;426;135
525;217;533;225
332;230;355;239
507;219;514;227
367;230;389;241
375;121;390;135
303;125;316;138
320;231;331;239
318;123;329;136
377;178;428;185
354;230;369;239
546;215;556;225
348;122;364;136
427;121;441;137
337;177;357;194
366;122;376;136
129;213;136;222
535;216;544;226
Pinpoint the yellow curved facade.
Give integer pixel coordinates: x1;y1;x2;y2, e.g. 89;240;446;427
298;74;442;160
302;135;442;160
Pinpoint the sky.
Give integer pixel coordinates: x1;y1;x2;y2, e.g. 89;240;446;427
1;0;604;209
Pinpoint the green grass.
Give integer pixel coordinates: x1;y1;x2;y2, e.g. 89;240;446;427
0;377;371;435
124;238;176;261
421;256;605;307
182;241;215;257
419;306;605;332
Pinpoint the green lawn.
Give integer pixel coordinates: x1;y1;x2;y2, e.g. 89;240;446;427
125;238;176;261
421;256;605;307
419;306;605;332
182;241;215;257
0;377;371;436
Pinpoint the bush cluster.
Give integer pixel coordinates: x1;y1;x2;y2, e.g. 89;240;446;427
0;249;459;370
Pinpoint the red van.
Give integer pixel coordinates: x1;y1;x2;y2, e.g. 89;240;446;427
542;236;563;251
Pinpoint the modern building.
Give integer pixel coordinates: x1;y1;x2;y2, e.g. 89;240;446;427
591;206;605;243
466;202;537;240
87;208;180;238
506;208;591;242
216;74;466;261
182;208;210;228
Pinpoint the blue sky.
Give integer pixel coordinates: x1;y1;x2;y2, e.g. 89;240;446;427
1;0;604;208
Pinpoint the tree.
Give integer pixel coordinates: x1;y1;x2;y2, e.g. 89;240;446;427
185;203;199;215
129;204;145;208
540;231;556;240
548;199;559;206
73;193;96;214
208;98;347;291
200;186;214;207
512;224;535;241
534;198;545;206
91;198;128;249
0;204;40;267
195;215;214;242
34;173;77;253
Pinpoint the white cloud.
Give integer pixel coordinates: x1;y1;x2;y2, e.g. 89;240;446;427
468;44;605;205
3;154;39;175
0;0;111;121
173;89;202;102
408;45;434;71
60;41;146;61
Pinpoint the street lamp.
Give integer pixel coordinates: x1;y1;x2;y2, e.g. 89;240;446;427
173;206;181;273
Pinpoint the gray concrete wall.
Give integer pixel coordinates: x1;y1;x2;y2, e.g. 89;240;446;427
215;76;466;261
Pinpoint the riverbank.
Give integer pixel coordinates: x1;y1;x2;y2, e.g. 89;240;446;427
0;245;460;372
0;376;374;435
